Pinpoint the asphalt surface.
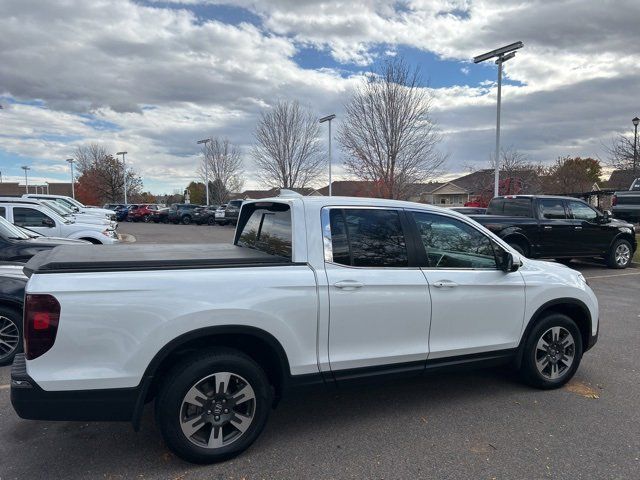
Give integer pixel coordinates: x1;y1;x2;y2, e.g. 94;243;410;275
1;222;639;479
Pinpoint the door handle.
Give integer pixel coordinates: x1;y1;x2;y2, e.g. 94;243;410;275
333;280;364;290
543;226;552;230
433;280;458;288
574;226;582;230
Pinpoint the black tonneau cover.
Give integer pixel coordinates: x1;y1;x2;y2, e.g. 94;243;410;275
24;243;290;277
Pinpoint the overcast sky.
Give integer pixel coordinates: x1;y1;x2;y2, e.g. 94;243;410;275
1;0;639;193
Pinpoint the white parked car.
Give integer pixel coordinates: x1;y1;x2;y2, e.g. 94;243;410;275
23;194;116;220
11;194;598;463
1;202;118;244
39;199;117;229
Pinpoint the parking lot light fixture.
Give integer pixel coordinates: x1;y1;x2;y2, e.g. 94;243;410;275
319;114;336;196
66;158;75;198
633;116;639;176
473;41;524;198
116;152;128;204
21;166;31;193
197;138;211;206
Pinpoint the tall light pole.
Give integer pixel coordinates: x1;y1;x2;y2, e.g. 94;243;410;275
319;114;336;196
66;158;75;198
632;116;639;176
116;151;128;204
474;41;524;198
21;166;31;193
197;138;211;206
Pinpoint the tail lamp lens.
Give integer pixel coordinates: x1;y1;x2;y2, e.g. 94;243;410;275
612;195;617;206
24;294;61;360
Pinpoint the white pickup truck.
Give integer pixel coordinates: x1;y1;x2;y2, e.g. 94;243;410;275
11;194;599;464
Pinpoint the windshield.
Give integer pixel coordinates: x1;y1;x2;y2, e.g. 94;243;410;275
0;215;32;240
63;196;85;208
43;200;73;216
54;197;80;210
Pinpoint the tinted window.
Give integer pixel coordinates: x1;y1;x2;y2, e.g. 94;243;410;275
237;205;292;259
502;198;532;217
568;200;598;222
328;209;408;267
539;199;567;220
0;207;4;218
486;198;504;215
13;207;53;227
411;212;497;269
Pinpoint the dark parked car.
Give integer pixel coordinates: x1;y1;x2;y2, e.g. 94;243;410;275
471;195;637;268
151;207;170;223
193;205;219;225
612;178;640;222
0;213;89;262
214;199;243;225
451;207;487;215
0;262;27;365
167;204;201;225
114;205;131;222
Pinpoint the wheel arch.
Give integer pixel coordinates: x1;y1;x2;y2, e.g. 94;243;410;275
608;231;636;251
503;232;531;255
515;298;592;368
133;325;292;430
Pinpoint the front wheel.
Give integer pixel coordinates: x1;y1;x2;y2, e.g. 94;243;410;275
207;216;216;226
607;239;633;269
182;215;192;225
156;349;272;464
519;313;582;389
143;215;151;223
0;305;22;366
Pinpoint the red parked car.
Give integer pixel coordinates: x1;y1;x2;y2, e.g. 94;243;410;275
127;204;163;222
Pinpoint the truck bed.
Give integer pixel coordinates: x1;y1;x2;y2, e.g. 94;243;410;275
23;243;291;276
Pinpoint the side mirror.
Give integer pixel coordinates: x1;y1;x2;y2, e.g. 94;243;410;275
500;250;521;273
598;210;611;224
42;217;55;228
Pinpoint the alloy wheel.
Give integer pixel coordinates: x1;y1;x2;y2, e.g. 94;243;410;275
0;315;20;362
615;243;631;267
535;326;575;380
179;372;256;449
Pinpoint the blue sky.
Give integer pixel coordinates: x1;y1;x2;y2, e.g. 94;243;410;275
1;0;638;193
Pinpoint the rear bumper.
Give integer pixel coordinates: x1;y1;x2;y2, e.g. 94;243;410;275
11;354;138;422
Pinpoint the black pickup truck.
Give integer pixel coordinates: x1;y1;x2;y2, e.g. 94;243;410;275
471;195;637;269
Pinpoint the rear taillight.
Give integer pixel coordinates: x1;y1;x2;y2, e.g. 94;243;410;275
612;195;617;206
24;294;61;360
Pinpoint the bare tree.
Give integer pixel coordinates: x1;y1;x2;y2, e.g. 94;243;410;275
252;100;324;189
489;147;546;194
197;138;244;205
74;143;142;204
338;57;446;200
604;133;637;171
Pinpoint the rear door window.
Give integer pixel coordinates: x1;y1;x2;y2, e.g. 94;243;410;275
539;199;567;220
327;209;408;268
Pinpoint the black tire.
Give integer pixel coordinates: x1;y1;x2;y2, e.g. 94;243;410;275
607;238;633;269
182;215;192;225
507;240;528;257
207;216;216;226
155;348;272;464
143;215;151;223
519;313;583;389
0;305;22;366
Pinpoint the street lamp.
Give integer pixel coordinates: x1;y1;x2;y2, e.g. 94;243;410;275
319;114;336;196
116;151;128;204
66;158;75;198
474;41;524;198
197;138;211;206
21;166;31;193
632;116;639;176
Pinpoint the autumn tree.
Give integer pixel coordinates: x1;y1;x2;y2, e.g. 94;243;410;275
198;137;243;205
252;100;324;189
547;156;602;194
185;181;206;205
489;148;546;195
338;57;446;200
74;143;143;204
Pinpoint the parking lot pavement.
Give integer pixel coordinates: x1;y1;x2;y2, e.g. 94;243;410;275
1;224;639;479
117;221;236;244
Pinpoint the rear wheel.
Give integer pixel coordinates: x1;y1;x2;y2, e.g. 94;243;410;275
507;240;528;257
207;216;216;226
156;349;272;464
182;215;192;225
143;215;151;223
607;238;633;269
519;313;582;389
0;305;22;366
